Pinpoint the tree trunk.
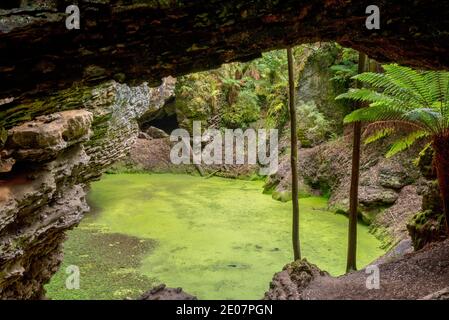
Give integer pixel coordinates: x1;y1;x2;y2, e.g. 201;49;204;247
346;52;367;273
432;136;449;233
287;47;301;261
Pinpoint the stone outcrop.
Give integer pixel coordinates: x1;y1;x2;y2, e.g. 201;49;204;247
0;79;175;299
0;110;92;299
264;259;329;300
0;1;448;102
138;284;197;300
81;77;176;180
6;110;92;162
407;185;448;251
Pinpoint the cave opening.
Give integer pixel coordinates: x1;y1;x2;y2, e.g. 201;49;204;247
141;113;179;135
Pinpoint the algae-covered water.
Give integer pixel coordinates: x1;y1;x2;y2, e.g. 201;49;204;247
46;173;384;300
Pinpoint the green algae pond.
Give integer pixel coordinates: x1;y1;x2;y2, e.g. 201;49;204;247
46;173;385;300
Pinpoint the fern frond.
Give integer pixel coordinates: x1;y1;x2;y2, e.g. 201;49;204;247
336;88;392;103
385;130;429;158
364;120;425;135
402;108;443;134
413;142;433;166
364;127;394;145
352;71;425;108
341;64;449;137
382;64;433;107
343;104;407;124
424;71;449;103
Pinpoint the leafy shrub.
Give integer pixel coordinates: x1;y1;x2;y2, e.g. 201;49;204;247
330;46;358;87
221;89;260;128
296;101;332;147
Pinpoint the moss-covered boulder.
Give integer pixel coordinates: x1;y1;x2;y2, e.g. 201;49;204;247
407;210;447;250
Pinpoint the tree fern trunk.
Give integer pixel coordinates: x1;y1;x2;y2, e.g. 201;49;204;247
346;52;367;273
287;47;301;261
432;136;449;233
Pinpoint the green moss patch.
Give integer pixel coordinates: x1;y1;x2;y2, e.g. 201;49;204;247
45;224;157;300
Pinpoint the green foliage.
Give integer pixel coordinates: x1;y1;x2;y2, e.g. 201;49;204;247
337;64;449;156
175;71;220;123
330;45;358;88
364;128;394;145
296;101;332;147
175;48;299;129
174;44;354;132
330;47;358;86
251;50;290;128
221;89;260;128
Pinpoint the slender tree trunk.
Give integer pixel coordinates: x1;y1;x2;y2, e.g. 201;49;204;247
432;136;449;233
346;52;367;273
287;47;301;261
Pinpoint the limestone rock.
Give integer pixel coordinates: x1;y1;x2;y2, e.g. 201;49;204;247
6;110;93;162
0;155;14;173
407;180;447;250
378;165;411;189
407;210;447;250
358;186;399;207
264;259;328;300
138;132;152;140
138;284;197;300
145;126;169;139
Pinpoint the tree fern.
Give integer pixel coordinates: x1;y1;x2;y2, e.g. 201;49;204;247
338;64;449;158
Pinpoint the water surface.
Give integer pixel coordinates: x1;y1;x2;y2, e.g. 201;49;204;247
46;173;384;299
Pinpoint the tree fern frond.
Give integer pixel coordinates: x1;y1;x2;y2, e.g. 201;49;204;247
413;142;433;166
424;71;449;103
336;88;392;103
385;130;429;158
352;71;425;108
403;108;444;134
341;64;449;153
343;104;407;124
364;120;425;136
363;127;394;145
382;64;433;107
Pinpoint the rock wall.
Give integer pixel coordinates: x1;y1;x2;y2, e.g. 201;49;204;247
296;43;351;134
0;79;175;299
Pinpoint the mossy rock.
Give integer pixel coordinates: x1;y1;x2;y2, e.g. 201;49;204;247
407;210;447;250
333;206;374;226
0;127;7;148
272;190;292;202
